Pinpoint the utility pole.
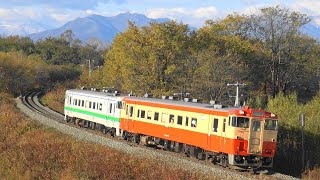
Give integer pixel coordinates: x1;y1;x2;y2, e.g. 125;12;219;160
227;82;246;107
300;114;305;172
86;59;94;78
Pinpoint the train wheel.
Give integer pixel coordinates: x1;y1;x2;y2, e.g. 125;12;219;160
65;115;70;122
220;154;228;167
75;119;80;126
174;142;181;153
133;134;140;144
164;140;170;150
182;144;189;157
110;129;115;137
170;141;175;151
189;146;195;157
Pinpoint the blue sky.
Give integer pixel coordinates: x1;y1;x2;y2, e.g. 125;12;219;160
0;0;319;34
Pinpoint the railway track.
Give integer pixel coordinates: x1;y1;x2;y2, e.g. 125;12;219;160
17;89;299;180
21;89;64;122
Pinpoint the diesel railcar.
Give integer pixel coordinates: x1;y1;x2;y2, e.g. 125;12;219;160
64;89;278;170
120;96;278;169
64;89;124;136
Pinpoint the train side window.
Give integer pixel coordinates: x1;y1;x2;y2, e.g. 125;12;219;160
126;105;128;115
89;101;92;108
232;116;249;128
223;119;226;132
114;103;116;113
93;102;96;109
129;106;133;117
185;117;189;126
169;114;174;124
228;117;230;126
69;97;72;104
141;110;146;118
78;99;81;106
117;101;122;109
137;110;140;118
82;100;84;107
177;116;183;125
110;103;113;113
74;99;77;105
191;118;197;128
154;112;159;121
99;103;102;111
147;111;152;120
213;118;218;132
161;113;167;123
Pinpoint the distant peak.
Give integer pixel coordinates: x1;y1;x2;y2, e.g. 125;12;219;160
87;14;104;18
115;12;146;18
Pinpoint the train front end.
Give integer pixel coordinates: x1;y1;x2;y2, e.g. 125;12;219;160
227;106;278;170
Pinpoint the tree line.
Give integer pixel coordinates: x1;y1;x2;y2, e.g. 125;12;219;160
0;30;106;95
86;6;319;106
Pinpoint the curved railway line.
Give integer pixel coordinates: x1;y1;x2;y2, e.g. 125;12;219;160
21;89;64;122
17;89;299;180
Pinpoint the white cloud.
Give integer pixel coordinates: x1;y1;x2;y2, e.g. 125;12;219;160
147;6;219;27
289;0;320;15
0;0;118;10
237;6;262;15
288;0;320;25
194;6;218;18
0;8;32;21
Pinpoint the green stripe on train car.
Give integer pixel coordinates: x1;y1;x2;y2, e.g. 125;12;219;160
64;106;120;122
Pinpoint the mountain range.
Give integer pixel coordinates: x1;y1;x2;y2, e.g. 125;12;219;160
28;13;170;45
1;12;319;44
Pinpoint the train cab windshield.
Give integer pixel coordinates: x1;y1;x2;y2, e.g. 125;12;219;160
231;116;249;128
264;119;278;130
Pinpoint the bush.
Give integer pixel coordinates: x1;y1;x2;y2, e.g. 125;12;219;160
268;92;320;176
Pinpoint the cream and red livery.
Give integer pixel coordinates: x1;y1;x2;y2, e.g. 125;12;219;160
120;96;278;169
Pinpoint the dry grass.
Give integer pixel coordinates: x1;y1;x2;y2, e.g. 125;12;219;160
303;166;320;180
0;93;213;179
42;85;67;113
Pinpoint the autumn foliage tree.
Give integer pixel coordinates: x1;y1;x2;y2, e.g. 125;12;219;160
99;21;193;97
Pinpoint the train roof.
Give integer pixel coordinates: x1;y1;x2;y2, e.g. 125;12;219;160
65;89;277;118
124;96;278;118
66;89;125;99
124;96;240;112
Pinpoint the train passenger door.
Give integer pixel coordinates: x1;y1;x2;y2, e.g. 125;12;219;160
127;104;135;132
161;113;169;138
65;94;71;116
248;119;263;154
220;118;227;152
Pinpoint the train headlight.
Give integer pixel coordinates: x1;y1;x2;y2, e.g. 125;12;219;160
265;149;272;154
239;110;245;115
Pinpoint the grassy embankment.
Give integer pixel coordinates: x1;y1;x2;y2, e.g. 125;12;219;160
0;93;211;179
